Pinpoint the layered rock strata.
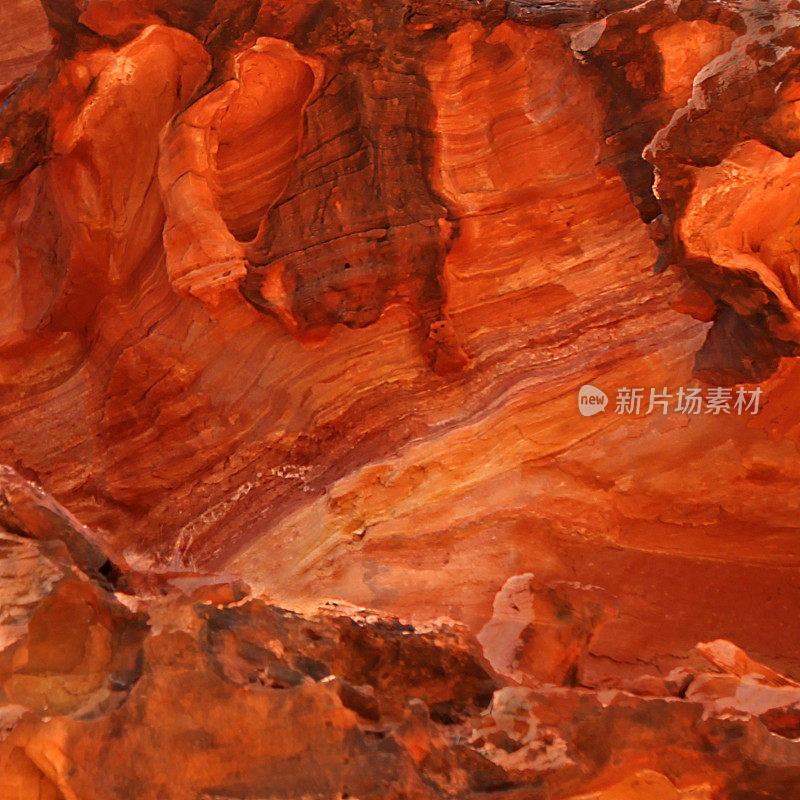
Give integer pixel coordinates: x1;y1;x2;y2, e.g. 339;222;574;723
2;478;800;798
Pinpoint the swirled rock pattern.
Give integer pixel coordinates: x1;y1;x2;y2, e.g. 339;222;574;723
1;0;800;795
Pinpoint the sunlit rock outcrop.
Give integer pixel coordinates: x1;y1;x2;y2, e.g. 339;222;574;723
1;478;800;798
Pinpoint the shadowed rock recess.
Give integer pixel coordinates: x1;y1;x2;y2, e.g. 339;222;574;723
1;0;800;796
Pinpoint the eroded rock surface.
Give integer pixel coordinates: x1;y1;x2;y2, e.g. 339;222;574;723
1;0;800;794
0;482;800;798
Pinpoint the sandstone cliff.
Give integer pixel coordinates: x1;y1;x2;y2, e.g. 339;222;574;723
1;0;800;796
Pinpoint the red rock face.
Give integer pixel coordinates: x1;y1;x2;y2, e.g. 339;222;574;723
3;484;800;798
2;0;800;796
